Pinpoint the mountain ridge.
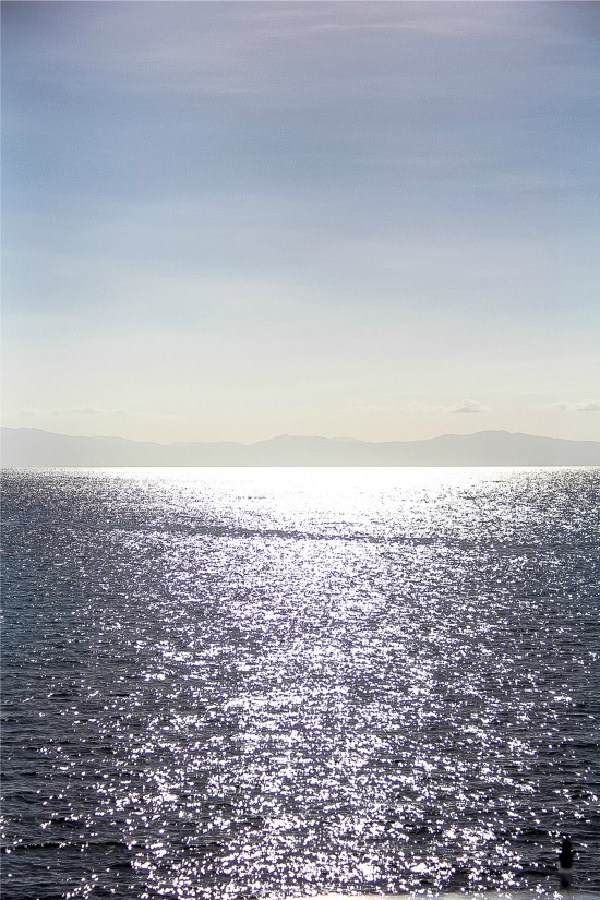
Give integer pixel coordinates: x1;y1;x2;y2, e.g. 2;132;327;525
2;426;599;467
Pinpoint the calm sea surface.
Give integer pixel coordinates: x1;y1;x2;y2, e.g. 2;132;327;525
2;467;599;899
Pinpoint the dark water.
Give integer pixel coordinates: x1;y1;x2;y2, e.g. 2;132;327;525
1;467;599;899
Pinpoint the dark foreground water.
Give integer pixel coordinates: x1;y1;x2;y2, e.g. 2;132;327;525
1;467;599;899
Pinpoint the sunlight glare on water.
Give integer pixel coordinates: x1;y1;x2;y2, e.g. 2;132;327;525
1;467;599;899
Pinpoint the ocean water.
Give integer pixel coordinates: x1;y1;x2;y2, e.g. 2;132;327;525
1;466;599;900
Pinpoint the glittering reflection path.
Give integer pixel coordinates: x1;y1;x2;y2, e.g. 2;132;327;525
1;468;599;898
290;893;600;900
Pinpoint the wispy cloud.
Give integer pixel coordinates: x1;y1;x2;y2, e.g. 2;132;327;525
572;399;600;412
345;400;490;416
446;399;486;414
543;399;600;413
2;1;564;105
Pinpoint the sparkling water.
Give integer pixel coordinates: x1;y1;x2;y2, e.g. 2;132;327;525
2;467;599;899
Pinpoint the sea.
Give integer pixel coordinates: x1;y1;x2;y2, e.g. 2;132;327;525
1;466;599;900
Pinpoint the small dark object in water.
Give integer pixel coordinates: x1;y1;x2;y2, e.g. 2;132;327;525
559;836;574;888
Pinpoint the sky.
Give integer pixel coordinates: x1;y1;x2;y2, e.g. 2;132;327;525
2;1;599;445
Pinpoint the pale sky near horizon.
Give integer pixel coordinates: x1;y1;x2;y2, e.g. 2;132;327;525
2;1;599;445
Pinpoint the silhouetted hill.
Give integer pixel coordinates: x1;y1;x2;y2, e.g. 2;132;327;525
2;427;599;467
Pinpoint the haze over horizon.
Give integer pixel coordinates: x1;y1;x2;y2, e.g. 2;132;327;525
2;2;599;445
4;425;600;468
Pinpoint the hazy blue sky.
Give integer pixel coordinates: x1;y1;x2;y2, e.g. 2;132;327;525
2;1;599;444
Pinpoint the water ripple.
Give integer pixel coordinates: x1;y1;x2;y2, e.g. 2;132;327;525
2;467;599;898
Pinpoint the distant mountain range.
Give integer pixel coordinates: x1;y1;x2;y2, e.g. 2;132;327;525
2;427;599;467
